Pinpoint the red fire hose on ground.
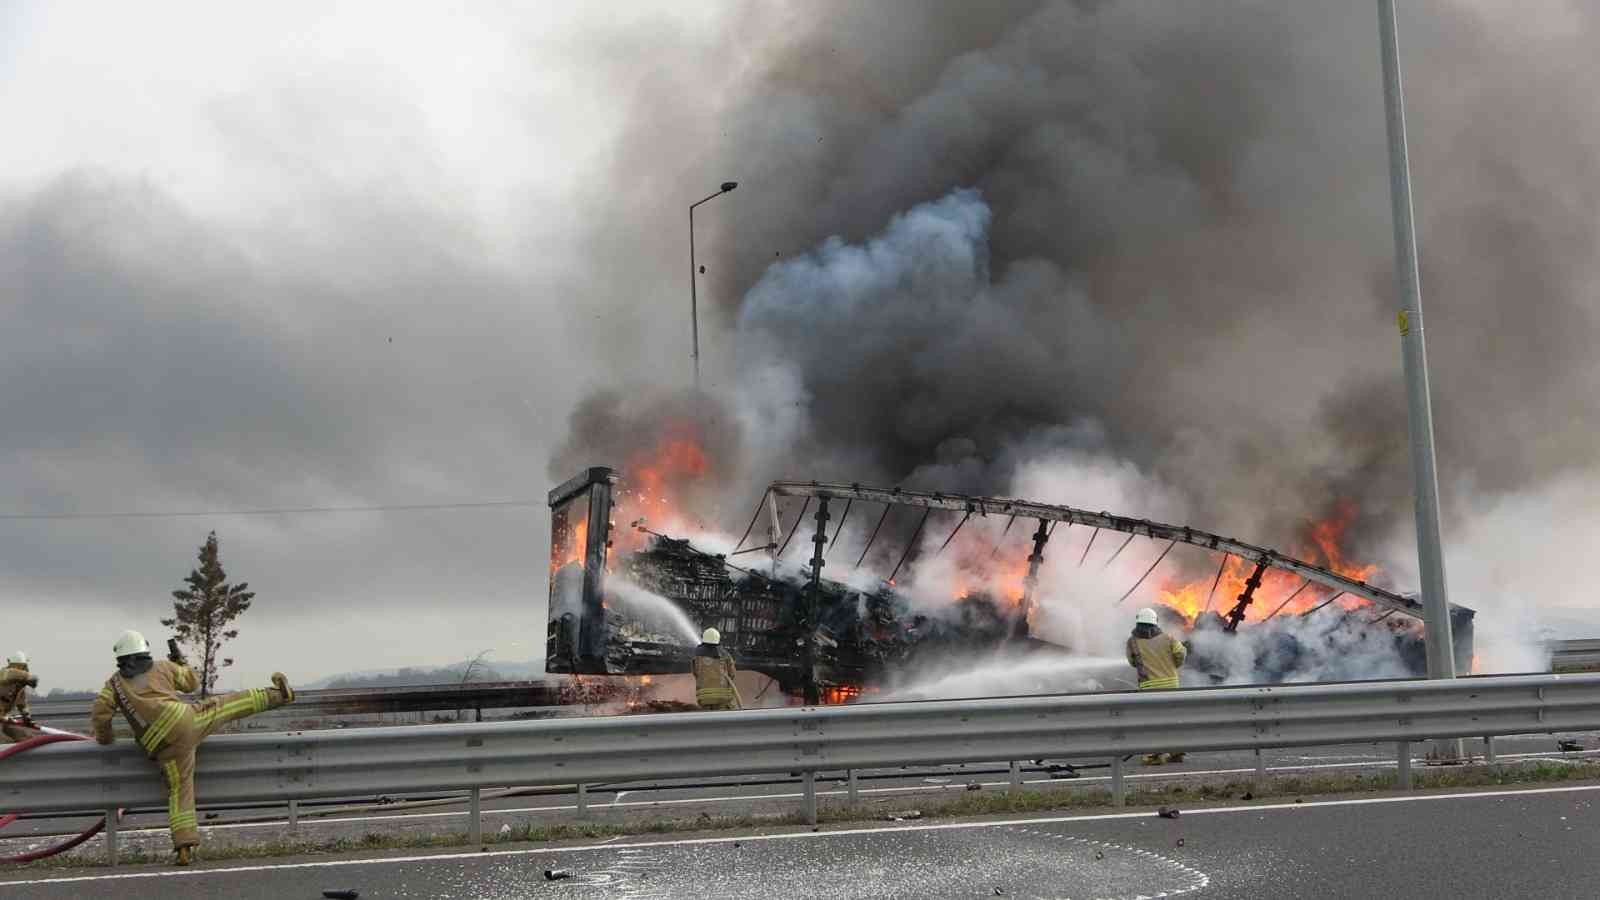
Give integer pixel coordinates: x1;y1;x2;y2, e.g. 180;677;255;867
0;728;122;864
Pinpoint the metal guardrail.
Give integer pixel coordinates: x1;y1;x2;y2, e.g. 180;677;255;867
24;681;573;724
1551;639;1600;670
3;672;1598;863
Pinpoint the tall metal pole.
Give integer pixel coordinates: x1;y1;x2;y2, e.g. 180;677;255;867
688;182;738;390
1378;1;1462;760
688;202;701;390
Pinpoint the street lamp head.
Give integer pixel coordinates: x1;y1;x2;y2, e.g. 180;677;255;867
720;181;739;193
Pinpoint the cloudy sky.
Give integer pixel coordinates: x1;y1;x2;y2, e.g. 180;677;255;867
4;2;1598;691
0;2;732;690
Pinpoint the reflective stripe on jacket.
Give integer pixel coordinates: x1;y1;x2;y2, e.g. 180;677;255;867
89;660;199;754
691;648;738;708
0;666;32;717
1126;631;1186;690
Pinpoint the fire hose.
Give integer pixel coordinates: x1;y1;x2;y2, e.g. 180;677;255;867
0;728;121;864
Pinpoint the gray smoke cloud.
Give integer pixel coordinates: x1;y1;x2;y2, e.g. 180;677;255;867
558;1;1600;670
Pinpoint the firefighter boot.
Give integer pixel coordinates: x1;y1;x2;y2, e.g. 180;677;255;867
175;845;193;867
1142;754;1165;766
1165;752;1187;764
271;672;295;704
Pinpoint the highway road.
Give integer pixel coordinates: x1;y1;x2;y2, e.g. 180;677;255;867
3;782;1598;898
1;733;1595;865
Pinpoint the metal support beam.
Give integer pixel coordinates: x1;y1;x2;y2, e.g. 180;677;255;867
1484;736;1497;764
577;782;588;816
288;798;299;833
1223;558;1271;632
886;508;932;585
847;769;859;804
802;770;818;825
1253;748;1266;794
1018;519;1051;636
1009;760;1022;794
1111;757;1126;806
104;806;117;866
1203;553;1230;614
1396;741;1413;790
469;787;482;844
804;497;831;705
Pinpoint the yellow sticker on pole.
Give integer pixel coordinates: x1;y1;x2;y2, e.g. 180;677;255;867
1397;310;1410;336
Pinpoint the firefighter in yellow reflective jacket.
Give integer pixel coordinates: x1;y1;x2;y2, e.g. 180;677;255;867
90;630;295;865
1127;607;1188;766
0;652;40;742
691;627;742;711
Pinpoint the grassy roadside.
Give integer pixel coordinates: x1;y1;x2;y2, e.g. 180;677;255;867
20;759;1600;870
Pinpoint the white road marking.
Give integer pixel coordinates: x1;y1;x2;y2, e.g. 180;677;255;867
7;747;1593;843
6;782;1600;887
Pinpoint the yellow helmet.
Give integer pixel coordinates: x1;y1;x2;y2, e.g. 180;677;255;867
701;627;721;645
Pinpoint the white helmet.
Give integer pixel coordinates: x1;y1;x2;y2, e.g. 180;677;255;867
6;651;26;666
1135;608;1160;626
113;630;150;658
701;627;721;645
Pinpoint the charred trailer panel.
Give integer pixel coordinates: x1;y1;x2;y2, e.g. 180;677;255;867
545;467;617;674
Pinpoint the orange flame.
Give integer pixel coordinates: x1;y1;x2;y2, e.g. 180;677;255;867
610;428;715;554
1154;501;1379;625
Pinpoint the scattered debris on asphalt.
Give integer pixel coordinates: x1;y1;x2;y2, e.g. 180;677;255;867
322;891;359;899
1559;739;1583;753
1157;806;1180;819
544;869;574;881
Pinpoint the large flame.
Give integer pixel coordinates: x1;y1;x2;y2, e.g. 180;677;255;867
611;427;715;553
1154;500;1378;624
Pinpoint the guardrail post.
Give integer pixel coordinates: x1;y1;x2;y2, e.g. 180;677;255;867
802;770;818;825
469;787;482;844
1484;735;1496;764
1009;760;1021;794
104;806;117;866
847;769;859;804
1254;748;1266;793
288;798;299;834
1111;757;1125;807
1397;741;1412;790
576;782;588;816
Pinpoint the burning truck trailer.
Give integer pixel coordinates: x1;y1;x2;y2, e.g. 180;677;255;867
544;468;1475;702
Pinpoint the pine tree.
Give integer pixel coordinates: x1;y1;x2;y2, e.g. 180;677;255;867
162;531;254;698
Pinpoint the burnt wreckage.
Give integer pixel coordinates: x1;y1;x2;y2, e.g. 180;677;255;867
545;468;1475;701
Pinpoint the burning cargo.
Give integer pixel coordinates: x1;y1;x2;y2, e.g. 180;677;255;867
545;468;1474;701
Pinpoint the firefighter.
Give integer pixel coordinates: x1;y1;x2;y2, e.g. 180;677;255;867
90;630;295;866
692;627;742;711
1127;607;1187;766
0;652;40;742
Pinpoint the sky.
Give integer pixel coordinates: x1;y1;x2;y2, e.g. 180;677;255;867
0;1;729;690
4;1;1598;692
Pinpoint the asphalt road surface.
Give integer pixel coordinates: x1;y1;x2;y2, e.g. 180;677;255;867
2;734;1595;864
3;783;1598;898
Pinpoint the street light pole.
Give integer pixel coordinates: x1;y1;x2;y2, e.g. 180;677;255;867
688;181;738;390
1377;0;1459;735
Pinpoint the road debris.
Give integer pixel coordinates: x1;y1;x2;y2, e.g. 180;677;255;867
1157;806;1180;819
1559;739;1583;753
322;891;359;899
544;869;575;881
